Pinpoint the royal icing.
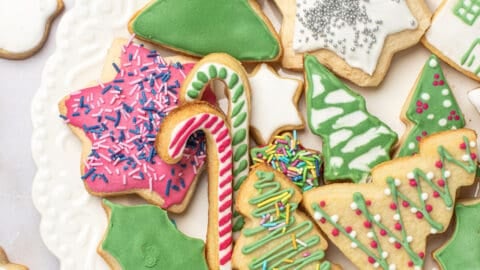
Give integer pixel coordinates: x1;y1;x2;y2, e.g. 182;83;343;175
130;0;280;61
248;64;304;145
157;104;233;270
304;55;397;183
305;130;477;270
60;42;209;210
425;0;480;79
468;88;480;113
233;166;332;270
293;0;418;75
0;0;59;55
181;55;250;192
434;199;480;269
251;131;322;192
100;200;208;269
397;55;465;157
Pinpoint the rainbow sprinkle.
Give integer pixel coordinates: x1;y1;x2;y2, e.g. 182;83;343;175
251;131;322;192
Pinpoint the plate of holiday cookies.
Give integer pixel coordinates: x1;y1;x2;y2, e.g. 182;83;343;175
31;0;480;269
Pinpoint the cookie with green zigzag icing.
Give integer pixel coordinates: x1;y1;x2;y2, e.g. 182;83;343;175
396;55;465;157
304;55;398;183
233;164;338;270
128;0;281;62
302;129;477;270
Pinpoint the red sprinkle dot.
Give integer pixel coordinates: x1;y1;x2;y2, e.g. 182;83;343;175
364;221;372;229
390;202;397;210
416;212;424;219
332;228;339;237
416;100;423;106
433;191;440;198
433;81;438;86
345;226;352;233
421;131;428;136
319;201;326;207
455;115;460;121
423;103;429;110
434;74;440;79
320;217;326;224
437;179;445;187
448;115;453;121
356;209;362;215
426;204;433;212
409;179;417;187
368;257;376;264
439;80;444;85
366;200;372;206
394;223;402;231
419;252;425;258
416;108;423;114
416;136;422;142
460;142;466;149
435;161;443;168
394;242;402;249
370;241;378;248
451;110;456;115
471;153;477;160
380;229;387;236
408;261;414;267
402;201;410;208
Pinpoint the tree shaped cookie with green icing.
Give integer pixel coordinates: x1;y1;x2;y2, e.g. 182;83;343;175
233;164;335;270
397;55;465;157
99;200;208;270
302;129;477;270
434;198;480;270
304;55;398;183
129;0;281;62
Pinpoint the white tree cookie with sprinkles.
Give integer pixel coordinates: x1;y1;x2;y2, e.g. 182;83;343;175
302;129;477;270
274;0;431;86
423;0;480;82
58;39;217;213
233;164;338;270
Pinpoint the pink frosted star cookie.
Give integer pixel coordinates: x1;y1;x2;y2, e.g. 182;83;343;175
59;39;215;213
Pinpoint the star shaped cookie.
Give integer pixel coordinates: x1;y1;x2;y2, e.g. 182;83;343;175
274;0;431;86
0;248;27;270
59;38;216;213
248;64;304;145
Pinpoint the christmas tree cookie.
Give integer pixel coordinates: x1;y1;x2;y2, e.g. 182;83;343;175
129;0;281;62
434;199;480;270
304;55;397;183
99;200;208;270
251;131;322;192
397;55;464;157
233;164;335;270
302;129;477;270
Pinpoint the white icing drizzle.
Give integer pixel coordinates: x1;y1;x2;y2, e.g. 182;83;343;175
311;74;325;98
310;107;344;127
329;129;353;148
348;145;388;171
332;111;368;129
325;89;356;104
341;126;391;153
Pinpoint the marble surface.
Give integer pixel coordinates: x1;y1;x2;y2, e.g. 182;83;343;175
0;0;72;268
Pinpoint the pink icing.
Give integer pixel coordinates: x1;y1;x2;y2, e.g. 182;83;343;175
62;41;214;208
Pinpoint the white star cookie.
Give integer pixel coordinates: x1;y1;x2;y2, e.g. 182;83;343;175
248;64;304;145
468;88;480;113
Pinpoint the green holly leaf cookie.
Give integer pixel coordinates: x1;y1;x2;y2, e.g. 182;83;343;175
129;0;281;61
99;200;208;270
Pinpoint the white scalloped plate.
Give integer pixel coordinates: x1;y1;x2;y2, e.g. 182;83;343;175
31;0;480;269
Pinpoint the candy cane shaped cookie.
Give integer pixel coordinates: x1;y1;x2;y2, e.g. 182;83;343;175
180;53;250;192
156;102;233;270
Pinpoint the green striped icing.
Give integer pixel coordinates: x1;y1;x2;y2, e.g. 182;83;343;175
304;55;398;183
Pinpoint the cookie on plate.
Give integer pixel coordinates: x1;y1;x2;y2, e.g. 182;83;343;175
396;55;464;157
0;247;27;270
302;129;477;270
0;0;63;60
129;0;281;62
233;164;336;270
59;39;215;213
304;55;397;183
423;0;480;82
274;0;431;86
